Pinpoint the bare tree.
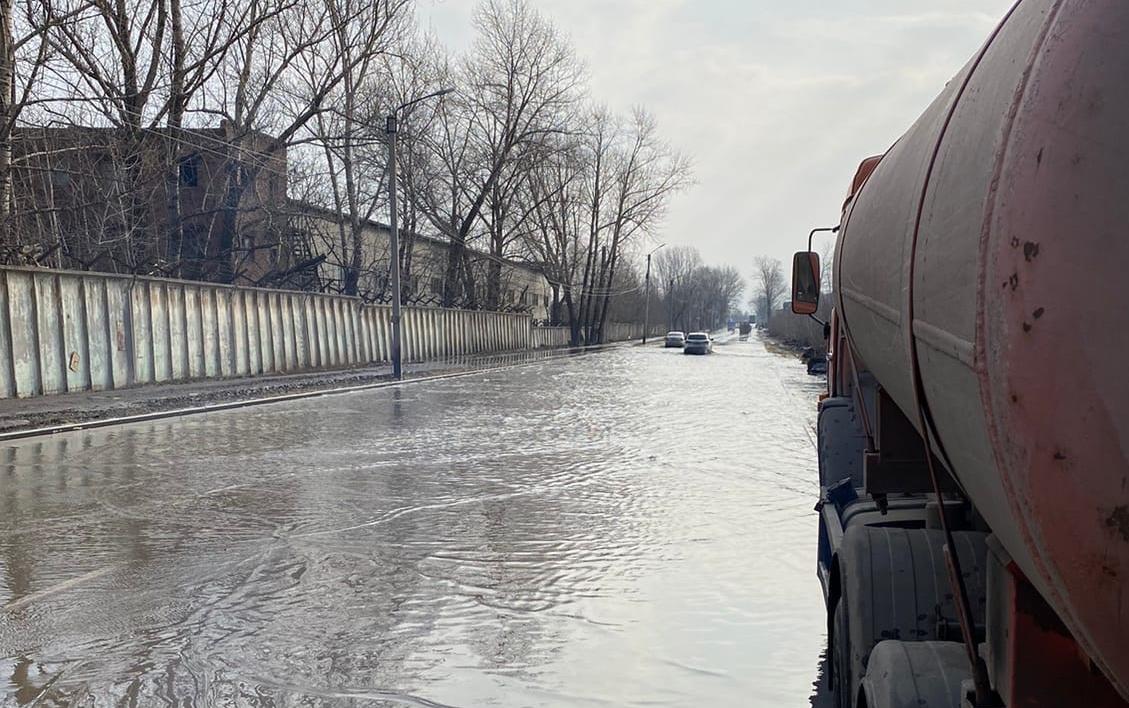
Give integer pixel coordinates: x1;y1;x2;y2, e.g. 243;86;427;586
416;0;582;309
299;0;413;296
2;0;701;331
204;0;409;283
39;0;170;268
16;0;287;276
587;108;692;343
524;133;584;323
654;245;701;329
652;246;742;332
0;0;72;248
378;30;449;301
752;255;786;325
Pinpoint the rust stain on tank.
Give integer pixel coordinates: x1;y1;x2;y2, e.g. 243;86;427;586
1023;241;1040;261
1106;506;1129;542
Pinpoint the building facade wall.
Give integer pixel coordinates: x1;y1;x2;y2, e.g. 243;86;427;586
6;127;286;285
295;206;552;320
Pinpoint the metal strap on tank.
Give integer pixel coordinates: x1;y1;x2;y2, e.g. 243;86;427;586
902;2;1027;705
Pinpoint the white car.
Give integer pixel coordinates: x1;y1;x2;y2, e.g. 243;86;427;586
683;332;712;355
664;331;686;348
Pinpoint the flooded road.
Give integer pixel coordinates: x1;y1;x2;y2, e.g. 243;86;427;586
0;335;828;706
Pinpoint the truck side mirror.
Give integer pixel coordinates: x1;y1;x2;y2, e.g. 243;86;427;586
791;251;820;315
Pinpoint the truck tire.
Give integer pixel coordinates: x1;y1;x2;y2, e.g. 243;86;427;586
857;640;969;708
837;526;987;708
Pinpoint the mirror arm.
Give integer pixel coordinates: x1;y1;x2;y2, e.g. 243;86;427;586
807;225;840;252
802;225;839;324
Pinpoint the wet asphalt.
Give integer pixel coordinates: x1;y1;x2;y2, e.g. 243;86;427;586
0;334;830;707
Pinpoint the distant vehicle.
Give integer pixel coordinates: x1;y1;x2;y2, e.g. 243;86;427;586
738;322;753;337
664;331;686;348
727;319;736;332
806;356;827;375
682;332;712;355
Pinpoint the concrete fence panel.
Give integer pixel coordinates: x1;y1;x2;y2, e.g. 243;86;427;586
0;266;572;399
0;266;665;400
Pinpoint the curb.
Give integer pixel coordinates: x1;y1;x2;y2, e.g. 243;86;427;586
0;340;634;443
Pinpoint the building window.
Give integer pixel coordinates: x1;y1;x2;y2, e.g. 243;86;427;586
179;155;200;186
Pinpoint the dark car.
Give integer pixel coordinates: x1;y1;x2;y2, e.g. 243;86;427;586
664;331;686;348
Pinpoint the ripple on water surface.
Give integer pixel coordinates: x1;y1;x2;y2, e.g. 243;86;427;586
0;335;830;707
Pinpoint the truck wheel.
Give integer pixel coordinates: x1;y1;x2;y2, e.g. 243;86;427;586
833;599;852;708
857;640;968;708
836;525;988;702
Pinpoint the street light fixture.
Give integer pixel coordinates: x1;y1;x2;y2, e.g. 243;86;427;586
641;243;666;345
386;87;456;379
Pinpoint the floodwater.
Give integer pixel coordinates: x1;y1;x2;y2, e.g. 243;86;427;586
0;335;829;707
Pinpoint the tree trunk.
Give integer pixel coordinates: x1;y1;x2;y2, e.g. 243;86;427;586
562;288;581;346
164;0;187;277
0;0;13;245
443;236;463;306
486;258;502;310
595;247;619;344
461;250;477;309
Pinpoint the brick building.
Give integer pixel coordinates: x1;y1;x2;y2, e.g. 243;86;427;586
6;126;553;318
7;126;287;284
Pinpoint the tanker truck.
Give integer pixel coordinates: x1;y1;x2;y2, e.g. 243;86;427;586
789;2;1129;706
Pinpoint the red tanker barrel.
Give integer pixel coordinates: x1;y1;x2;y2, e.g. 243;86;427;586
836;0;1129;696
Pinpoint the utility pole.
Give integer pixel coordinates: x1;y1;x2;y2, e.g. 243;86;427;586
385;87;455;379
386;113;402;379
668;277;674;331
641;243;665;344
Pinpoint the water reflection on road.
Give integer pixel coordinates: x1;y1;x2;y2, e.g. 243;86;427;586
0;335;829;706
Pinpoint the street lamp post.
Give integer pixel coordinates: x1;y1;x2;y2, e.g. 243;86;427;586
668;277;674;331
641;243;665;344
385;87;455;379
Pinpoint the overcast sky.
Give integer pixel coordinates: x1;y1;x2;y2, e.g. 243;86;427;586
417;0;1015;298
